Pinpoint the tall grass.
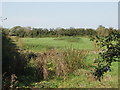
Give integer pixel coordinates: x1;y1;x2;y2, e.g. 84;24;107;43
17;38;23;48
33;49;88;80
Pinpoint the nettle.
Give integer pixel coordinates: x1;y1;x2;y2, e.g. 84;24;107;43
91;30;120;81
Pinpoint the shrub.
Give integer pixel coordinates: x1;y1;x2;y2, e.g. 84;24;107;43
92;30;120;81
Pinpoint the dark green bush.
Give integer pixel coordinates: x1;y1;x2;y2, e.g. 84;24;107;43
92;30;120;81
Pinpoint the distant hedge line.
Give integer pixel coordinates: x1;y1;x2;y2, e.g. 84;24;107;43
2;25;119;37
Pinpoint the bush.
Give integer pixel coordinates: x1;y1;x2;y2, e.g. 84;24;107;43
92;30;120;81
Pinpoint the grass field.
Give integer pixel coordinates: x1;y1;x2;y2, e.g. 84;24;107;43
21;37;94;52
14;36;118;88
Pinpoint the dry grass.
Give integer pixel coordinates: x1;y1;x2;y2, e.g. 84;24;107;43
17;38;23;48
33;49;88;80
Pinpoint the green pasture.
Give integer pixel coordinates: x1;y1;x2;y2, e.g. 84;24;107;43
21;37;94;52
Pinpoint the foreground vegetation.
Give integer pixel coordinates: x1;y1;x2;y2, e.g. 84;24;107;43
2;26;119;89
18;51;118;88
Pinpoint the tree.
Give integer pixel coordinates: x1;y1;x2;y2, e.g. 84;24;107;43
96;25;109;37
86;28;96;36
77;28;86;36
16;29;25;37
9;26;24;36
23;27;31;37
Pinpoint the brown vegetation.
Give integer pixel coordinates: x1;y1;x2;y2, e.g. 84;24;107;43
33;49;88;80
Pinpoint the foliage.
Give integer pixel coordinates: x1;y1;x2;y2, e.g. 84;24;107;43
96;25;112;37
32;61;118;88
2;31;28;89
91;30;120;81
33;49;88;81
7;26;97;37
4;25;117;38
2;31;27;75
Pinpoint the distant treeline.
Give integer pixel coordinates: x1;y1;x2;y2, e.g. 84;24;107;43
1;25;119;37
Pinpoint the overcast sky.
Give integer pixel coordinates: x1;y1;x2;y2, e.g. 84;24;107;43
2;2;118;29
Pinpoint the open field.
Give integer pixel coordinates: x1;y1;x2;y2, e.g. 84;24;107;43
21;37;94;52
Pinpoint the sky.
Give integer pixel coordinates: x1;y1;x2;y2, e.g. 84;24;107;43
1;2;118;29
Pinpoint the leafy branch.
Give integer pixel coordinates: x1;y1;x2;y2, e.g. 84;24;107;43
91;30;120;81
